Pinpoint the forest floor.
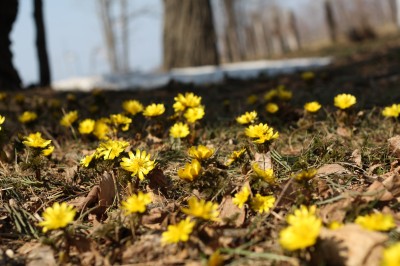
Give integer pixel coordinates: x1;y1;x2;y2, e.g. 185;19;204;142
1;34;400;265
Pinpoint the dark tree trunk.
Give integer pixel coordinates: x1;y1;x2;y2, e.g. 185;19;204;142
324;0;338;43
163;0;219;69
34;0;51;86
223;0;243;62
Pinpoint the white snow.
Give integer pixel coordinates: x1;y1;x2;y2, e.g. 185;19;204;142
52;57;332;91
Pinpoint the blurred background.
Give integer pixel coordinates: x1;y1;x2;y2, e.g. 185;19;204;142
10;0;400;86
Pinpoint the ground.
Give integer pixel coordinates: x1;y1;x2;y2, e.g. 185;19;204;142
1;35;400;265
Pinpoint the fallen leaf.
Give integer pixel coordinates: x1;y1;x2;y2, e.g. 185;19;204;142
98;171;116;207
253;152;273;170
318;198;353;224
147;167;171;196
337;126;351;138
363;181;393;202
350;149;362;167
313;224;387;266
26;245;56;266
317;164;349;177
388;135;400;159
218;196;245;227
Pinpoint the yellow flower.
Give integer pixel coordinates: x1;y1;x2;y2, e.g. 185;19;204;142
245;123;279;144
121;191;152;214
188;145;214;161
355;212;396;231
277;86;292;101
120;149;156;180
42;145;55;156
181;197;219;221
279;205;322;251
80;152;96;167
233;187;250;208
93;119;111;140
225;148;246;166
96;140;129;160
328;221;343;230
173;92;201;112
110;114;132;131
143;103;165;117
279;218;321;251
382;242;400;266
170;122;190;138
161;217;195;245
301;71;315;81
382;104;400;118
304;101;322;113
264;89;278;101
184;106;205;123
60;110;78;127
122;100;143;115
246;95;258;105
177;159;201;181
18;111;38;123
252;163;275;184
294;168;317;182
251;194;275;214
287;205;318;225
0;92;7;101
38;202;76;233
334;93;356;110
78;119;95;134
0;115;5;131
236;111;258;125
23;132;52;148
266;103;279;113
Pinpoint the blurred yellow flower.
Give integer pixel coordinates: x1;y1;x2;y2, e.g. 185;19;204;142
277;85;292;101
301;71;315;81
181;196;219;221
279;205;322;251
110;114;132;131
23;132;51;148
184;106;205;123
233;187;250;208
355;212;395;231
328;221;343;230
178;159;201;181
18;111;38;123
236;111;257;125
251;194;275;214
80;152;96;167
122;100;143;115
39;202;76;233
0;115;5;130
188;145;214;161
294;168;317;182
252;163;275;184
78;119;95;134
121;191;152;214
42;145;55;157
173;92;201;113
93;119;111;140
96;140;129;160
245;123;279;144
304;101;322;113
246;94;258;105
225;148;246;166
170;122;190;138
161;217;195;245
120;149;156;180
264;89;278;101
208;250;224;266
0;92;7;101
334;93;356;110
265;103;279;113
382;104;400;118
382;242;400;266
143;103;165;117
60;110;78;127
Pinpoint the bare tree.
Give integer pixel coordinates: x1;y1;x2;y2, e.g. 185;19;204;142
223;0;243;62
163;0;219;69
34;0;51;86
324;0;338;43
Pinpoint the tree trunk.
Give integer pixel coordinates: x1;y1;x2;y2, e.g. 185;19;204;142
289;10;301;50
120;0;129;73
34;0;51;86
324;0;338;43
223;0;242;62
163;0;219;69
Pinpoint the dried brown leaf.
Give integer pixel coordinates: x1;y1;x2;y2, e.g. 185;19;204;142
317;164;349;177
388;135;400;159
218;196;245;227
253;152;273;171
350;149;362;167
314;224;387;266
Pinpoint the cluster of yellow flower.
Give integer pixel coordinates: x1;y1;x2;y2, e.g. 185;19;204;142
178;145;214;181
382;103;400;118
23;132;54;157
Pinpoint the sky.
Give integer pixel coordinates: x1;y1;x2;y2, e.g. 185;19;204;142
11;0;162;85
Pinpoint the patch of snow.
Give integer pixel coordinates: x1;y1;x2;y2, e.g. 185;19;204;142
52;57;332;91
